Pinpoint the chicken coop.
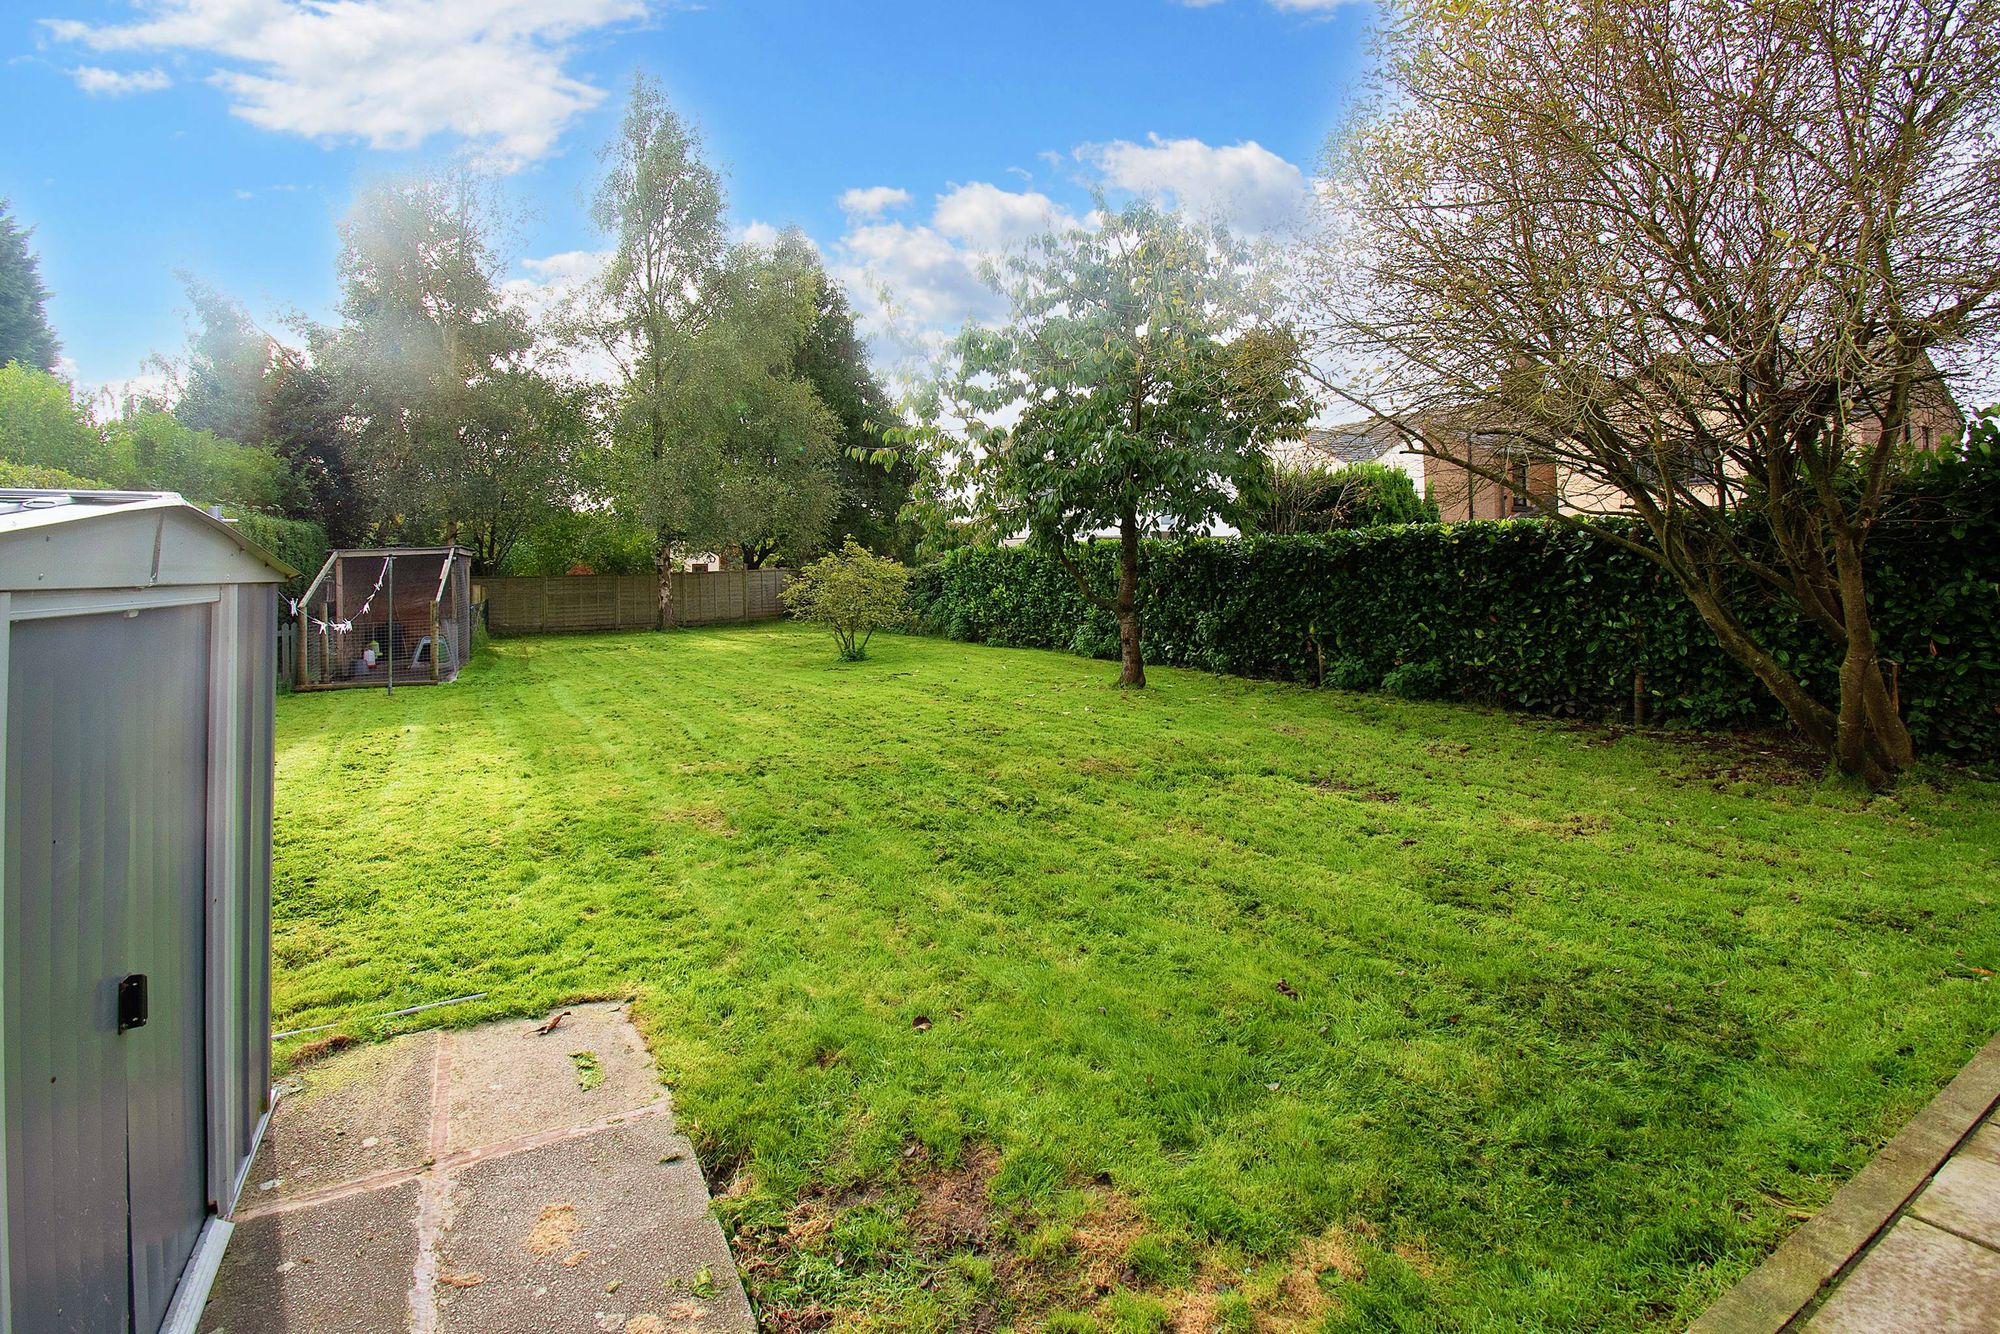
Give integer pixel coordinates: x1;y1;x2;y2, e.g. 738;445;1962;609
295;546;475;690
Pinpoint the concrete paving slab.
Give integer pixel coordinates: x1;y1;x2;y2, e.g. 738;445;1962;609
1912;1153;2000;1249
446;1003;667;1153
248;1032;441;1204
432;1117;751;1334
205;1006;744;1333
1957;1121;2000;1169
1808;1217;2000;1333
198;1180;422;1334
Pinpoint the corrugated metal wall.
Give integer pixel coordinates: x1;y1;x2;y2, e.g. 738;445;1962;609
5;606;212;1333
209;588;273;1211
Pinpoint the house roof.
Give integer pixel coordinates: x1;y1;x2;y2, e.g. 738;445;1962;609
1271;419;1408;470
0;490;297;591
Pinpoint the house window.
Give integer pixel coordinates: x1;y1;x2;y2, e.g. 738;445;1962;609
1509;459;1532;514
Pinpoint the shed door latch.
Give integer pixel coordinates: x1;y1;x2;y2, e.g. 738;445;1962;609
117;974;148;1034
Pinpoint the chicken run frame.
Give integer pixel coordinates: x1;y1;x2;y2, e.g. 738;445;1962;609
295;547;474;690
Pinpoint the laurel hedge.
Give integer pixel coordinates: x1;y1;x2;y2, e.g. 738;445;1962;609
908;445;2000;763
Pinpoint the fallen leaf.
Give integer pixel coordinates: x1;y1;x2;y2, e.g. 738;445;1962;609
439;1271;485;1289
560;1249;590;1268
1275;979;1299;1001
530;1010;573;1037
911;1015;932;1032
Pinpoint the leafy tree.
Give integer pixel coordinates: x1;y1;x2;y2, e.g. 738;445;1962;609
452;367;593;570
153;277;369;542
715;232;848;569
103;407;294;510
169;276;272;446
1311;0;2000;785
913;199;1313;686
585;79;839;607
0;364;292;509
791;259;915;558
585;76;727;619
0;201;59;372
500;507;657;576
265;345;369;547
0;364;105;476
779;539;911;660
1250;460;1436;533
327;169;577;569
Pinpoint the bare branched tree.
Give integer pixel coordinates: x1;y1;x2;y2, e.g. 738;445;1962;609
1308;0;2000;785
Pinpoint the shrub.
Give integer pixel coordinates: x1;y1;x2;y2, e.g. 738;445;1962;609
1323;656;1379;692
1382;659;1451;700
780;540;911;661
0;460;109;490
1249;460;1438;532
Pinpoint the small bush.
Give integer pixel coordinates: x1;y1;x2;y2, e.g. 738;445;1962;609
1382;659;1450;700
780;539;912;661
1323;657;1379;692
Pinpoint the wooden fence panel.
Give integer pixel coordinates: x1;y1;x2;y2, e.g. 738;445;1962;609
275;618;297;685
483;571;791;636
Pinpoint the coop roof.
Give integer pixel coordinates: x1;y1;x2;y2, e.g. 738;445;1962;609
324;546;473;558
0;490;296;591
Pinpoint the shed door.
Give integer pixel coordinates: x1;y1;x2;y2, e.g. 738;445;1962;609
6;606;211;1333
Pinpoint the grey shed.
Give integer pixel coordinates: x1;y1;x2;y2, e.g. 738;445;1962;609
0;491;293;1333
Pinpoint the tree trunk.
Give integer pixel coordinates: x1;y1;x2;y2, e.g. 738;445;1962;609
1830;528;1914;787
1678;580;1837;752
655;543;675;631
1116;512;1144;688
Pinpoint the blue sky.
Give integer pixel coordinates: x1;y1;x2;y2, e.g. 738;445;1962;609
3;0;1375;392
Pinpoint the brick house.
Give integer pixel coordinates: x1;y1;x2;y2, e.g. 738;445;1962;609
1318;367;1965;521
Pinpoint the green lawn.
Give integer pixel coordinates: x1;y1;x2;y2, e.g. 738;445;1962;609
273;625;2000;1332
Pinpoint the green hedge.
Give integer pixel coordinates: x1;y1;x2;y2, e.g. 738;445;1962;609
909;451;2000;764
0;460;112;490
226;511;329;599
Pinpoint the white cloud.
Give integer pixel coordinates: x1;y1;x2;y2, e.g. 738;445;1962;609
832;220;1002;334
500;249;616;380
1076;134;1310;233
501;248;609;322
824;179;1089;376
68;65;172;96
837;186;911;218
44;0;643;171
931;181;1075;251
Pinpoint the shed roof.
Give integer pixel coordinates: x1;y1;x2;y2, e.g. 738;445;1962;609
0;490;297;592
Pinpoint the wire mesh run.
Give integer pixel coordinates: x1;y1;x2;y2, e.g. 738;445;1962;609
295;547;475;690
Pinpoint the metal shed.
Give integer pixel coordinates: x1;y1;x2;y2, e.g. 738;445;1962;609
294;546;474;690
0;491;293;1333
